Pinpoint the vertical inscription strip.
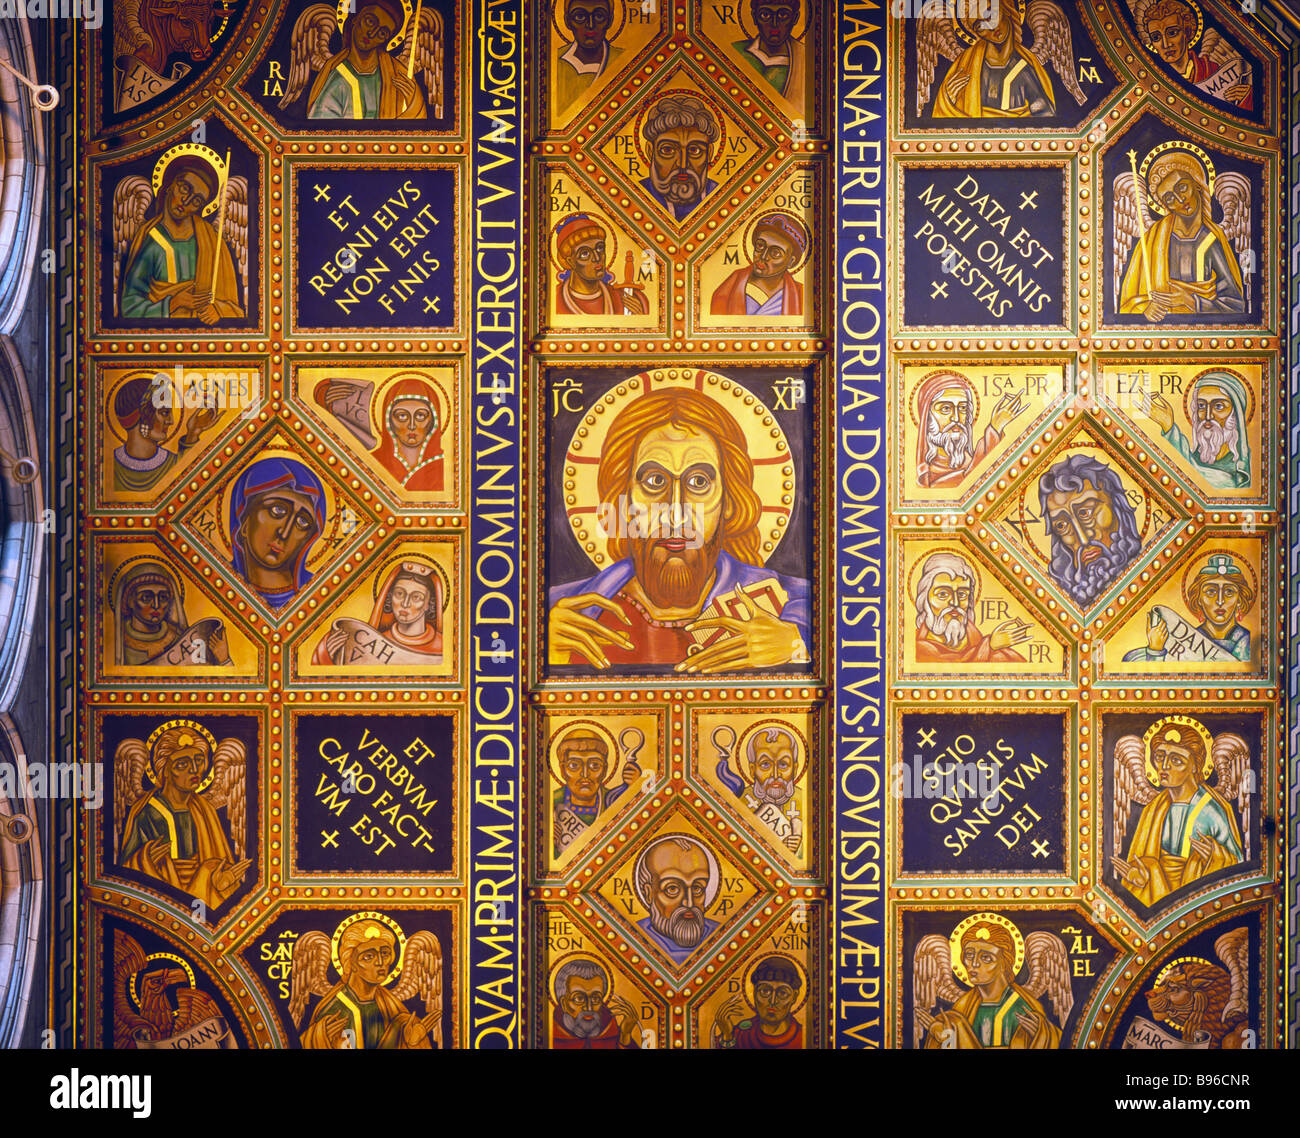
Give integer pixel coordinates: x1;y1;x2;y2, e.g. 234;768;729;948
469;0;523;1049
834;0;887;1049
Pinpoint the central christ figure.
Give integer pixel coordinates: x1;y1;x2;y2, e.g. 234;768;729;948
548;387;811;674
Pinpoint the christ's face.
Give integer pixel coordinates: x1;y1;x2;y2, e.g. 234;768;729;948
629;424;724;609
240;490;319;572
165;172;211;223
389;399;435;448
1145;13;1192;68
750;227;796;282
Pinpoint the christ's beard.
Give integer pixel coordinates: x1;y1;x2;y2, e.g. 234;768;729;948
650;164;705;206
752;777;794;806
926;423;972;469
923;605;968;648
632;527;723;611
561;1010;603;1038
1194;416;1239;465
652;904;707;948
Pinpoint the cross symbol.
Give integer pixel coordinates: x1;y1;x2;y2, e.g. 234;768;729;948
1019;190;1039;210
930;280;949;300
1031;838;1050;859
321;830;339;849
313;183;332;203
422;295;441;314
917;727;938;749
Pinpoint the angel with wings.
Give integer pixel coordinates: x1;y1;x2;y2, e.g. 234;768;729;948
1132;0;1252;111
1113;141;1251;322
116;719;250;911
278;0;444;121
916;0;1087;119
114;143;248;325
1110;714;1249;908
289;913;444;1048
913;913;1072;1049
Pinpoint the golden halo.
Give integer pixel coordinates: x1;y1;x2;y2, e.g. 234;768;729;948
633;88;729;179
372;552;449;612
330;911;407;983
129;952;197;1011
741;951;809;1014
551;0;628;45
549;210;620;279
549;718;621;790
548;951;615;1006
737;0;810;45
107;555;186;615
1151;955;1211;1031
631;833;720;910
1138;0;1203;51
562;368;795;570
105;369;185;446
1182;366;1255;430
906;544;982;608
733;718;809;789
1142;715;1214;785
907;368;981;430
216;449;340;571
740;208;812;273
1140;141;1216;215
949;912;1025;986
145;718;218;793
151;143;228;218
336;0;413;52
368;370;449;444
1018;445;1151;567
952;0;1020;45
1180;549;1257;616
